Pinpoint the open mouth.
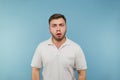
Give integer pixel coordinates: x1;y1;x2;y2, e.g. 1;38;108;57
56;33;62;37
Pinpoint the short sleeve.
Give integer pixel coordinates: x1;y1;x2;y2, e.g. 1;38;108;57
31;45;43;68
74;46;87;70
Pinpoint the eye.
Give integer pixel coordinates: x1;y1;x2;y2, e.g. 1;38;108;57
59;24;64;27
51;24;57;28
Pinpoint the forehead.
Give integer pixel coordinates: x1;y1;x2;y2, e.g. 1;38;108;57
50;18;66;24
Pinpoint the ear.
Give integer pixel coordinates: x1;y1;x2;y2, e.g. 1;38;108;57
49;26;51;32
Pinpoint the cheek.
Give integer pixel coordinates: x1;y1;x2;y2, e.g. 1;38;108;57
61;27;66;32
49;28;56;33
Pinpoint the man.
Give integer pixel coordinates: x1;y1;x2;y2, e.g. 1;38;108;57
31;13;87;80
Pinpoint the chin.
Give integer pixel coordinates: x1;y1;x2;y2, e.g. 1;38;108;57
52;34;65;41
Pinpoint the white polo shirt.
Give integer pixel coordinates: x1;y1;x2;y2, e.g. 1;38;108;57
31;38;87;80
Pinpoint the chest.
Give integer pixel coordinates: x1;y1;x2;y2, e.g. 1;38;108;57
41;46;76;68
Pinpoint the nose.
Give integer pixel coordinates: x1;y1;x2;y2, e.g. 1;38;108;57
56;26;60;31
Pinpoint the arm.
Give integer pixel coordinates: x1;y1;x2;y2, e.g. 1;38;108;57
32;67;40;80
78;70;86;80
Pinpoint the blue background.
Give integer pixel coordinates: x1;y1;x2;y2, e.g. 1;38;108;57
0;0;120;80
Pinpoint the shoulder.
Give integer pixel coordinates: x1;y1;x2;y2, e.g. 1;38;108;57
36;39;49;49
67;38;84;52
67;39;81;48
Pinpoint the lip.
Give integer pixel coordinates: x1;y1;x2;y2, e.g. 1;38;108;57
56;33;62;37
56;33;61;35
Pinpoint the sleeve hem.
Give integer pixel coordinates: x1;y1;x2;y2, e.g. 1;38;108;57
31;64;42;68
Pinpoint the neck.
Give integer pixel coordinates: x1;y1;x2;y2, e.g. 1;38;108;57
52;37;66;48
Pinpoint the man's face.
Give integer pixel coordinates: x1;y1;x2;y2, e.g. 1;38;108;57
49;18;67;41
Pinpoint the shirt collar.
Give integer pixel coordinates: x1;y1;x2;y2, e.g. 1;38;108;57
47;37;71;46
47;37;53;45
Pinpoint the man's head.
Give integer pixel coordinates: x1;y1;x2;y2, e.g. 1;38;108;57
49;13;66;24
49;13;67;41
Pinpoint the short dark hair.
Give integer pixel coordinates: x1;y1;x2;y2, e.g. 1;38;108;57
48;13;66;24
